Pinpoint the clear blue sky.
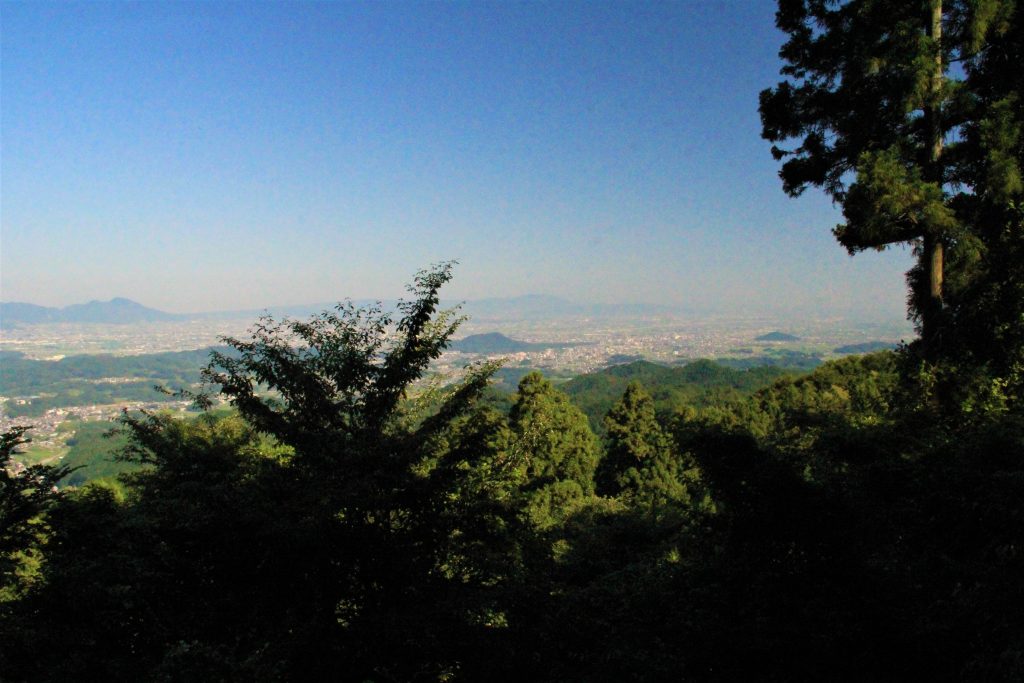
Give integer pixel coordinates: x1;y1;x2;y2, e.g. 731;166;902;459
1;0;913;319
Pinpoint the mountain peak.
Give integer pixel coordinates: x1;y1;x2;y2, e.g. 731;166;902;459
1;298;178;325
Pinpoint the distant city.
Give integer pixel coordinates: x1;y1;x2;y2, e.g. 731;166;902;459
1;294;910;463
0;295;909;365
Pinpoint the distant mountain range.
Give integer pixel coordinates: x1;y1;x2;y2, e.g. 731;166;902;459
1;294;680;326
1;298;181;325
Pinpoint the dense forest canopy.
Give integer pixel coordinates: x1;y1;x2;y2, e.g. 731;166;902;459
2;0;1023;679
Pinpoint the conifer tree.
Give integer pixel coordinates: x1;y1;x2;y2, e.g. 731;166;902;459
760;0;1021;350
509;372;601;525
943;4;1024;391
597;381;688;505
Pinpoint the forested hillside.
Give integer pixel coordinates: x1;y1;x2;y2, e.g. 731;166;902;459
0;348;227;416
559;359;797;432
31;358;798;489
2;0;1021;679
2;254;1022;680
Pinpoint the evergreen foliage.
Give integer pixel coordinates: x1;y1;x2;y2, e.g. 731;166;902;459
760;0;1022;349
597;381;689;505
509;371;601;526
560;358;797;433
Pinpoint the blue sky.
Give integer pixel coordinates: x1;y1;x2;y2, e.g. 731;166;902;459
1;0;913;319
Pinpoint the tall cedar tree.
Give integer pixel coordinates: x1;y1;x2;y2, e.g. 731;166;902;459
509;372;601;527
760;0;1021;350
597;381;688;505
943;5;1024;400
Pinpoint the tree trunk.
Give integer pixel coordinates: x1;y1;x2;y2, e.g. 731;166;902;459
922;233;944;345
922;0;945;350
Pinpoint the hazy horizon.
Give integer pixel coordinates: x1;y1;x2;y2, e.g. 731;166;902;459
2;1;914;322
0;292;913;326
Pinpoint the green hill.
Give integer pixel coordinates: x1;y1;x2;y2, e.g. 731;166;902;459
716;349;823;370
755;331;801;342
834;340;898;354
59;421;138;487
0;347;229;417
559;359;801;432
450;332;571;353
